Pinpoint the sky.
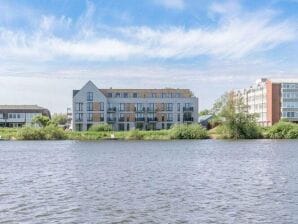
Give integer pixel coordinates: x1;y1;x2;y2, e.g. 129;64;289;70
0;0;298;113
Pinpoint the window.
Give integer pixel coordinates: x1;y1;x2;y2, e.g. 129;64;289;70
75;113;83;122
136;103;143;112
13;114;16;119
133;92;138;98
99;102;104;111
123;92;128;98
167;113;173;122
87;102;93;111
100;113;104;122
115;92;121;98
120;103;125;111
87;92;93;101
107;92;112;97
87;113;93;121
9;114;12;118
177;103;180;111
75;103;83;111
166;103;173;111
148;103;154;112
177;114;180;122
152;93;157;98
17;114;21;119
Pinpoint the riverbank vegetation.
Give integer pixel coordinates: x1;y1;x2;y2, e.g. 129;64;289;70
0;121;208;141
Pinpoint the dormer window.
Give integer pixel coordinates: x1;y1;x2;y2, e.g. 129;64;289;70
87;92;93;101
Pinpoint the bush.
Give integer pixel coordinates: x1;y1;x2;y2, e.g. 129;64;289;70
17;125;67;140
170;124;208;139
265;121;297;139
88;123;112;132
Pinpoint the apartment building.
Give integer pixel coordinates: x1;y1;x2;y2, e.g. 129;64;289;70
73;81;198;131
233;78;298;126
0;105;51;128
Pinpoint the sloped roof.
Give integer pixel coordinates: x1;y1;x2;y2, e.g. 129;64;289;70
0;105;46;110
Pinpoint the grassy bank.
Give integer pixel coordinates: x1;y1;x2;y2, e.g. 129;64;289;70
0;123;209;141
1;121;298;141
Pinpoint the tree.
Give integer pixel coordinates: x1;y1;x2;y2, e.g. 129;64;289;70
216;92;262;139
32;115;50;128
51;114;68;126
199;109;211;116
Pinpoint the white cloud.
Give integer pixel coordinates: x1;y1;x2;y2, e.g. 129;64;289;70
0;9;296;62
154;0;185;10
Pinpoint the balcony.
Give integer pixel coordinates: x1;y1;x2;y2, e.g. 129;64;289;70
147;107;156;113
147;117;157;122
183;107;194;112
135;107;146;112
107;107;117;112
118;117;125;122
136;117;145;122
107;117;116;123
183;117;194;122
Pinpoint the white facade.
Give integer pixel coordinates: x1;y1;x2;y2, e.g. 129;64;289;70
280;82;298;121
73;81;199;131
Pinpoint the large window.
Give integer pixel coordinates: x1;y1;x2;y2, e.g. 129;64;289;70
166;103;173;111
87;113;93;121
119;103;125;111
167;113;173;122
87;102;93;111
100;102;104;111
75;103;83;111
75;113;83;122
87;92;93;101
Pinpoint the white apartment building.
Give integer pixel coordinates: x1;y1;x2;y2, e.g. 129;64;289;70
233;78;298;126
73;81;199;131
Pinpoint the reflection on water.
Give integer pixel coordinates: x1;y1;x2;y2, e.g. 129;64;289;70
1;140;298;223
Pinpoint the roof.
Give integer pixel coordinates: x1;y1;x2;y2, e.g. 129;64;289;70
0;105;46;110
198;115;214;122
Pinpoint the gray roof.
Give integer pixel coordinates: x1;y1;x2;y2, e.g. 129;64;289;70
0;105;46;110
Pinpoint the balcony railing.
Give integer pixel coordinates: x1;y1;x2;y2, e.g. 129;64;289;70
147;117;158;122
107;118;116;123
183;117;194;122
136;117;145;122
135;107;146;112
118;117;125;122
147;107;156;112
183;107;194;112
107;107;117;112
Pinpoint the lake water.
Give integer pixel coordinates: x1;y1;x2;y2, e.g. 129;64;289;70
1;140;298;223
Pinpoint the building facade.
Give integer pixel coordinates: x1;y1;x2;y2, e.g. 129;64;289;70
233;78;298;126
73;81;198;131
0;105;51;128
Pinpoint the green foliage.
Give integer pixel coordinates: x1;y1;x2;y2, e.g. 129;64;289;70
125;129;145;140
16;125;67;140
265;121;298;139
88;123;112;132
170;124;208;139
32;115;50;127
51;114;68;125
216;92;262;139
199;109;211;116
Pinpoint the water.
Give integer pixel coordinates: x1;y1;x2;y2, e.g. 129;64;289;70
1;140;298;223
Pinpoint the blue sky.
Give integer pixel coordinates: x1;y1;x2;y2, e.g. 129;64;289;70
0;0;298;113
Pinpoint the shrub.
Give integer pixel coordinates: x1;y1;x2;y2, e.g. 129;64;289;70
170;124;208;139
286;126;298;139
265;121;297;139
88;123;112;132
17;125;67;140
